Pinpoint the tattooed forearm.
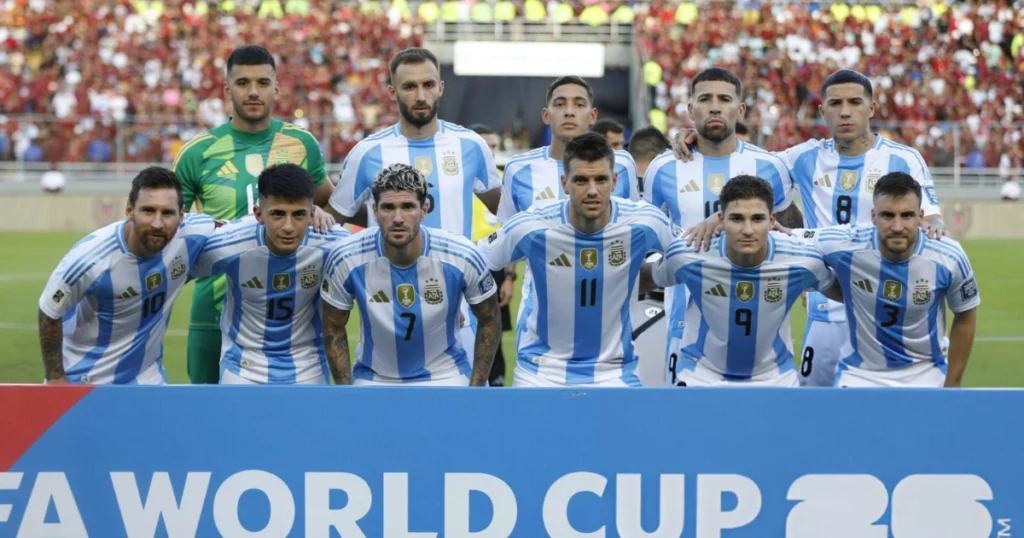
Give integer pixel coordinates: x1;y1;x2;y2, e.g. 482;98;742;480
469;293;501;387
776;203;804;229
38;309;66;381
321;301;352;385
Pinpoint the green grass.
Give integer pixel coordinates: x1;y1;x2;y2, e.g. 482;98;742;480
2;233;1021;386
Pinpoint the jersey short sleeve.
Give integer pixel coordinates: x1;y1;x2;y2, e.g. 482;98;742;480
39;239;108;319
171;134;213;211
496;159;529;224
465;133;501;194
476;221;524;272
329;138;381;218
456;238;499;305
942;239;981;313
321;257;355;311
292;128;327;185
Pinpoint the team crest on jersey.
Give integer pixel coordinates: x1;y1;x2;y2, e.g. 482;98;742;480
441;151;459;176
764;278;783;303
608;240;626;267
170;256;187;281
912;279;932;305
300;267;319;289
735;281;755;302
272;273;291;292
396;284;416;307
707;174;726;195
413;156;433;176
883;280;903;302
840;170;859;192
245;154;265;176
424;278;444;305
145;272;162;292
865;169;883;193
580;248;599;271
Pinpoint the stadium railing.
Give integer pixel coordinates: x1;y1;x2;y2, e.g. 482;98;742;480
423;19;633;44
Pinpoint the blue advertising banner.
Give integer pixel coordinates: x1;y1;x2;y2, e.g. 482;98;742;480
0;386;1020;538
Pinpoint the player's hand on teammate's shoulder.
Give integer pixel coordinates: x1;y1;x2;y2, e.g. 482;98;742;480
772;221;795;236
921;218;947;240
310;205;336;233
683;212;722;252
672;129;699;162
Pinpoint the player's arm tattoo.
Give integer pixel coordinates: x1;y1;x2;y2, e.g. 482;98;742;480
775;203;804;229
38;309;66;381
944;307;977;388
469;293;501;387
321;301;353;385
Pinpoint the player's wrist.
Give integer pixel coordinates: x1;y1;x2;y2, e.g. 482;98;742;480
505;272;516;282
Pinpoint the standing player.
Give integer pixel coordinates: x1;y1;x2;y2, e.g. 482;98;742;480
326;47;501;357
478;133;676;387
191;164;349;384
652;176;838;386
676;70;946;387
38;168;217;384
172;45;336;385
644;67;802;381
591;118;626;150
795;173;977;387
321;164;501;386
497;76;639;224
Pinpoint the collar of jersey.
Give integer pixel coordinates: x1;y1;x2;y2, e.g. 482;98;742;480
828;133;885;155
870;227;926;259
373;227;429;268
227;119;279;144
254;223;310;256
720;233;775;268
389;120;447;145
560;198;620;235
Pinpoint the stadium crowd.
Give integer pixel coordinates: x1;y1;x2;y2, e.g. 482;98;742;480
1;0;1023;170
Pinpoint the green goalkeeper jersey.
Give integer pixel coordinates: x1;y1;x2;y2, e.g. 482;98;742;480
172;119;326;218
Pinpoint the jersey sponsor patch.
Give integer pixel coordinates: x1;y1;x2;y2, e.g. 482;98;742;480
479;275;495;295
49;287;68;308
487;231;499;244
803;230;817;239
924;186;939;205
960;277;979;301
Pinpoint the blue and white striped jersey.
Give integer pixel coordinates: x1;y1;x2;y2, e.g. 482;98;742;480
477;198;676;386
321;226;497;383
780;135;941;322
804;225;979;372
653;233;835;381
191;218;350;384
496;146;639;223
642;142;795;341
328;120;501;240
38;213;217;384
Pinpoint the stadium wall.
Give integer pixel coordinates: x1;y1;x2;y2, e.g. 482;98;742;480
3;194;1021;239
0;386;1018;536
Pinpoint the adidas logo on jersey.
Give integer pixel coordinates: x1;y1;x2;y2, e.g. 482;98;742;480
549;253;572;267
369;290;390;303
854;279;874;293
535;187;556;201
242;277;264;289
679;179;700;193
218;161;239;180
117;287;139;300
814;174;833;188
705;284;727;297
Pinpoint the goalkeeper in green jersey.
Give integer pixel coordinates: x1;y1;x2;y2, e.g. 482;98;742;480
172;45;336;384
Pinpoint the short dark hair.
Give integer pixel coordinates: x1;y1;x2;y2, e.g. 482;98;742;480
389;48;440;84
690;67;742;97
735;122;749;136
257;163;314;203
873;172;921;207
821;69;873;100
469;123;495;135
546;76;594;105
129;167;183;208
719;175;775;213
372;163;429;205
226;45;276;76
563;132;615;175
627;126;671;161
591;119;624;136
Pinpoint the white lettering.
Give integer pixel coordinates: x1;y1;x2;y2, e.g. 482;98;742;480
891;475;993;538
0;472;23;523
615;474;684;538
383;473;436;538
111;472;209;538
786;474;888;538
695;474;760;538
212;470;295;538
444;473;517;538
17;472;87;538
998;518;1011;538
542;472;607;538
304;472;372;538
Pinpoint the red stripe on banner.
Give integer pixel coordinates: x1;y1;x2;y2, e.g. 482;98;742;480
0;386;93;471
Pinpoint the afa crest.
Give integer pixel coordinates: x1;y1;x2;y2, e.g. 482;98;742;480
883;280;903;302
840;170;859;192
912;279;932;305
145;272;163;292
865;170;882;193
273;273;291;292
707;174;726;195
424;279;444;305
764;278;783;303
413;156;433;176
442;152;460;176
396;284;416;308
580;248;599;271
608;240;626;267
735;281;755;303
170;256;187;280
300;268;318;289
